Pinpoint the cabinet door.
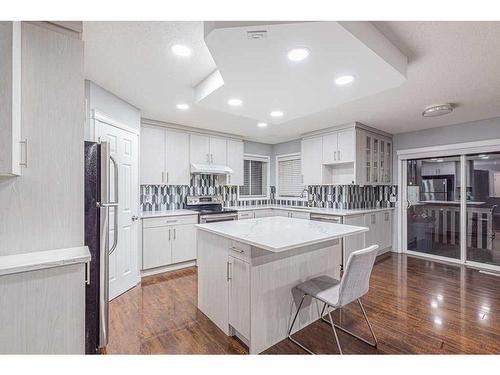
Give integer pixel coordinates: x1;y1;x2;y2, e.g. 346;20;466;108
142;226;171;269
364;213;377;247
344;214;365;266
210;137;227;165
372;138;379;184
226;139;244;185
273;209;290;217
385;142;392;183
141;126;166;185
364;134;372;184
301;137;323;185
322;133;338;164
337;129;355;162
166;130;190;185
290;211;310;220
190;134;210;164
228;256;250;339
171;224;197;264
254;209;274;218
381;211;392;249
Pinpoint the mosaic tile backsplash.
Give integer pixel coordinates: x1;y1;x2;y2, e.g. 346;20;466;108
140;174;397;211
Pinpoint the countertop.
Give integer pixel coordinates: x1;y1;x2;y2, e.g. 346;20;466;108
225;204;395;216
141;209;198;219
415;200;486;206
196;216;368;253
0;246;91;277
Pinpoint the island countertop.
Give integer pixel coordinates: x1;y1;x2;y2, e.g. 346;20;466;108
195;216;368;253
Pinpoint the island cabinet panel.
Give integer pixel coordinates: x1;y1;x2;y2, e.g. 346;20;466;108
249;242;341;354
228;256;250;339
343;214;366;266
253;209;274;218
197;230;230;334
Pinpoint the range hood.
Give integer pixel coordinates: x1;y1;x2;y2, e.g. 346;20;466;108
190;163;233;175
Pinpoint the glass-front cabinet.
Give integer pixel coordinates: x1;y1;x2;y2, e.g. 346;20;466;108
360;130;392;185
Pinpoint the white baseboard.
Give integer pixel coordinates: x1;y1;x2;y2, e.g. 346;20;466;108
141;260;197;278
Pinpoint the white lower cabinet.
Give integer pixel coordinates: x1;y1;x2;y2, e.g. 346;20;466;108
273;209;291;217
290;211;310;219
142;215;197;270
343;214;366;265
237;210;255;220
364;211;392;251
253;209;274;218
228;256;250;339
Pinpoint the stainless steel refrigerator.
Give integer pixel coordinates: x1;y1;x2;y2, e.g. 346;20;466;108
84;141;118;354
420;178;449;201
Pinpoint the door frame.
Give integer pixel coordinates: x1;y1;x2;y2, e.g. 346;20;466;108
397;138;500;271
91;109;141;285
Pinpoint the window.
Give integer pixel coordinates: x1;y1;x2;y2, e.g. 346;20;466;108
276;153;304;198
240;155;269;198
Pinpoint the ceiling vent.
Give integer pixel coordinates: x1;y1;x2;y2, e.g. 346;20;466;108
247;30;267;40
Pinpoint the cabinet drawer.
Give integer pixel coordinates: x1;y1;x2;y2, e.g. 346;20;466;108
237;211;255;220
229;241;251;263
142;215;198;228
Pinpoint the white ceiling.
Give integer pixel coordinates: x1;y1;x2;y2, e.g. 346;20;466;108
198;21;406;124
83;21;500;144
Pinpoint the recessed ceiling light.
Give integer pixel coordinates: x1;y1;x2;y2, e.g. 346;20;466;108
257;122;268;128
171;44;192;57
176;103;189;110
228;98;243;106
335;75;354;85
270;110;284;118
287;48;310;62
422;104;453;117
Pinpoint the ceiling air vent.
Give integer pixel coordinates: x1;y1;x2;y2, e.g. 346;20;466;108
247;30;267;40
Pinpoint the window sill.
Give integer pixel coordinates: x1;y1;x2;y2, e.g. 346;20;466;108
238;196;270;202
275;196;308;202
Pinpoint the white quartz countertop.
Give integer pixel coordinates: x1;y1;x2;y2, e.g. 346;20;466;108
196;216;368;252
141;209;198;219
225;204;395;216
0;246;91;277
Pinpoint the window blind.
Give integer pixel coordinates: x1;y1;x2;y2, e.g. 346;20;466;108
278;157;303;197
241;159;267;197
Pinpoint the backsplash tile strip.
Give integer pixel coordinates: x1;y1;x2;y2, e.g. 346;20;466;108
140;175;397;212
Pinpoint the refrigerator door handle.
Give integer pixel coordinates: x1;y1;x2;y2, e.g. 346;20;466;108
108;156;119;255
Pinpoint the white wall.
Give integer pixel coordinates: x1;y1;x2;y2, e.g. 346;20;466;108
85;80;141;141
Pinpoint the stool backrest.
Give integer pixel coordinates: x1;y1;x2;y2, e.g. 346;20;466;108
338;245;379;306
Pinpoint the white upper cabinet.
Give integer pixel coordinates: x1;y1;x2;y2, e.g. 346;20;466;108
165;130;190;185
140;126;166;185
189;134;211;164
226;139;244;185
209;137;227;165
302;124;393;186
302;136;323;185
322;129;355;164
337;129;355;162
0;22;22;177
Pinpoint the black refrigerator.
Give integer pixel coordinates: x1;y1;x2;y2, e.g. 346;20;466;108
84;141;118;354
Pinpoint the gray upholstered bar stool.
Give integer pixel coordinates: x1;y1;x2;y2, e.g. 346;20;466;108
288;244;379;354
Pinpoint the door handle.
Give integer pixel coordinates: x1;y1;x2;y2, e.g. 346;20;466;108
19;139;28;167
132;215;139;222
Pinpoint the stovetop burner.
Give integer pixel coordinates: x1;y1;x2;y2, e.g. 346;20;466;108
185;195;237;215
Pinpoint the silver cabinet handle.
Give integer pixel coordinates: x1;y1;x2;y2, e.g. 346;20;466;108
226;261;231;281
19;139;28;167
206;153;210;163
161;171;165;183
166;171;169;184
210;154;214;164
338;150;341;160
168;228;171;241
108;155;119;255
333;151;336;161
165;219;178;224
230;246;244;253
173;228;176;240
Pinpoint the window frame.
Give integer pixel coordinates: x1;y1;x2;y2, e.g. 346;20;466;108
275;152;306;201
238;153;271;201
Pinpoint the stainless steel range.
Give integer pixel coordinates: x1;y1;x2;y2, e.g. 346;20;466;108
186;195;238;223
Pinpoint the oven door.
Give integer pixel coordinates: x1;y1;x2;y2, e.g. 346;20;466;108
200;213;238;223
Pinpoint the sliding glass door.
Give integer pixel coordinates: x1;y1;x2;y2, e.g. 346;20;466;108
466;152;500;267
403;151;500;270
406;156;461;260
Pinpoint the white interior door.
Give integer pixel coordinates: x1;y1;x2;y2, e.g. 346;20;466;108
98;120;139;300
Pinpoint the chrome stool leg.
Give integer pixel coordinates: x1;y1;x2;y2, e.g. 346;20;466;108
288;294;315;354
320;299;377;348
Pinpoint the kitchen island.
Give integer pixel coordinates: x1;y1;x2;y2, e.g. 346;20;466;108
196;216;368;354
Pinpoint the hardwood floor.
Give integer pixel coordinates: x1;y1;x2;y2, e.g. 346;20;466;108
107;254;500;354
